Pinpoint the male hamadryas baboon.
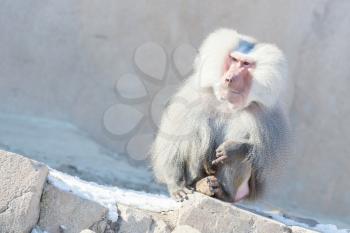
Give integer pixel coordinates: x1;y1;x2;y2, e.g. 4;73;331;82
151;28;290;202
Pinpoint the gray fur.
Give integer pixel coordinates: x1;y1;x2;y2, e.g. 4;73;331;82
150;82;290;198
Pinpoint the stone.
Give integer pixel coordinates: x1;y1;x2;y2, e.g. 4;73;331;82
31;225;48;233
0;150;48;233
151;219;172;233
172;225;201;233
38;184;108;233
118;208;153;233
178;193;296;233
90;218;118;233
0;149;322;233
117;204;172;233
291;226;319;233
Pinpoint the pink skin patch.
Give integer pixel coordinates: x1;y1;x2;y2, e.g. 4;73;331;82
234;178;250;202
219;52;255;108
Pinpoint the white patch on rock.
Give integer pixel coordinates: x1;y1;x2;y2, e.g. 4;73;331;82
48;169;179;222
80;230;96;233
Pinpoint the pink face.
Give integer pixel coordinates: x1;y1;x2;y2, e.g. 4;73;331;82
218;51;255;108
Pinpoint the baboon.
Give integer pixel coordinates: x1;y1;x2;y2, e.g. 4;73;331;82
151;28;290;202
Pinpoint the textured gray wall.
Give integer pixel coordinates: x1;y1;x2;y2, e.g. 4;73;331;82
0;0;349;227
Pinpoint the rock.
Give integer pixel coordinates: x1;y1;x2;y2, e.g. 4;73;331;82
178;192;301;233
151;218;172;233
38;184;108;233
172;225;201;233
117;204;172;233
80;230;96;233
118;208;153;233
90;218;118;233
0;149;321;233
30;225;48;233
291;226;319;233
0;150;48;233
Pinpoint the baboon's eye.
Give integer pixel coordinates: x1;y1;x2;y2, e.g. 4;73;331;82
243;61;251;66
232;56;238;62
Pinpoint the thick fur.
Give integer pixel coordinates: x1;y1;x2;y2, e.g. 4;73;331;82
151;28;290;199
194;28;288;109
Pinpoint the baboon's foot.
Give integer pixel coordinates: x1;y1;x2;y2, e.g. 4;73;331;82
172;187;194;202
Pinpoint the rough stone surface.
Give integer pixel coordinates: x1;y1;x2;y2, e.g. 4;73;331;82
0;150;320;233
117;204;172;233
152;219;172;233
115;194;319;233
171;225;201;233
90;218;118;233
291;226;319;233
0;150;48;233
38;183;108;233
178;193;315;233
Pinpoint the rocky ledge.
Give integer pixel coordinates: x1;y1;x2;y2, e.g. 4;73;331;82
0;150;319;233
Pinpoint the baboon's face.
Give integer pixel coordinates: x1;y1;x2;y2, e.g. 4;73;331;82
216;51;255;109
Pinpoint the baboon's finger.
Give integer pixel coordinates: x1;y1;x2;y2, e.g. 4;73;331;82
212;155;228;165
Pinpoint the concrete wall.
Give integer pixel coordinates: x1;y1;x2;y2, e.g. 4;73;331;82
1;0;349;227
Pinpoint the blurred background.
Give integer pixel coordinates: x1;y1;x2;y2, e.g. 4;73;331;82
0;0;349;228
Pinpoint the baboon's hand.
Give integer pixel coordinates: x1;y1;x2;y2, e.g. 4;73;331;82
212;140;251;166
195;176;223;197
172;187;194;202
